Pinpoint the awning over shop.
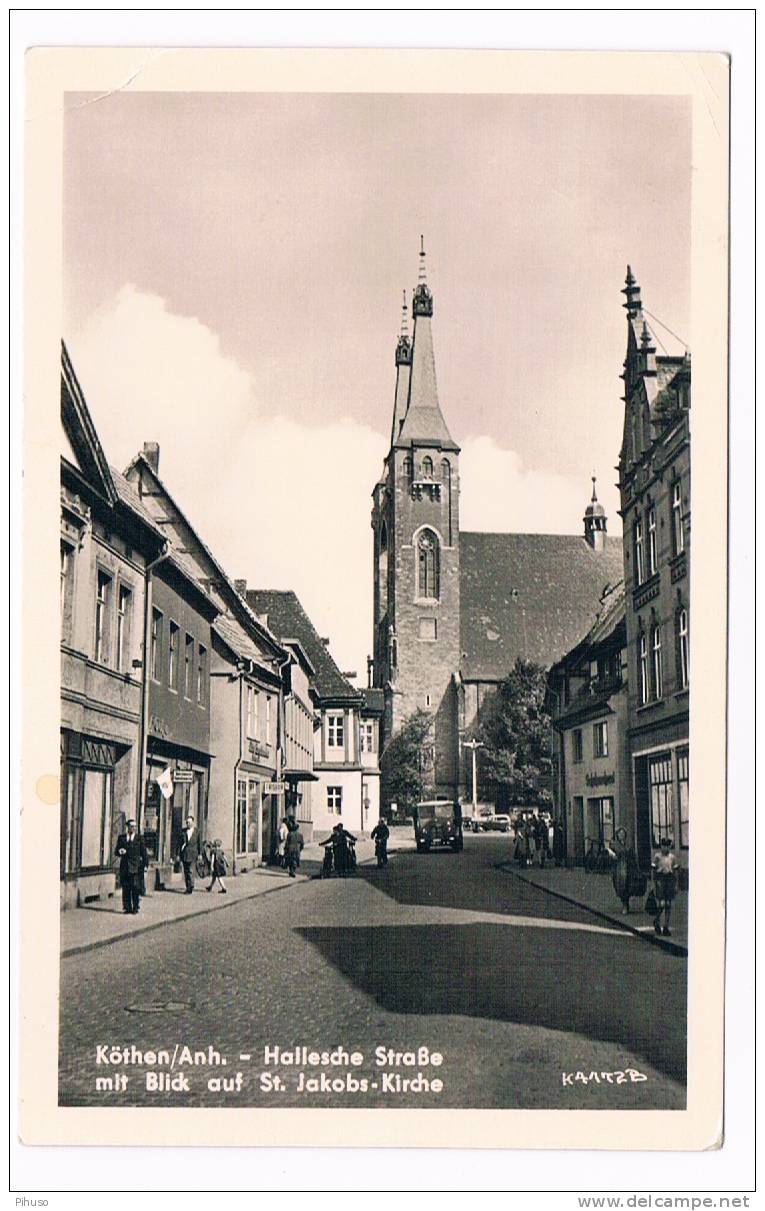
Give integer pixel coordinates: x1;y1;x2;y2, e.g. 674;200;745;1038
282;768;319;782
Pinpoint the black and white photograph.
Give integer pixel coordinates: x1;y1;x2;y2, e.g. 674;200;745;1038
17;41;735;1159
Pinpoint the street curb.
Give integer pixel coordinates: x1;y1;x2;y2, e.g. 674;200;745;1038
502;864;688;957
60;876;309;959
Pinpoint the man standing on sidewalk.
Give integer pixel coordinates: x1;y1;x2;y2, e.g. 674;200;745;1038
115;818;148;915
177;814;201;894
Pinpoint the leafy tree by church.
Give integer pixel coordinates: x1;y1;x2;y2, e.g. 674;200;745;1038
380;708;434;816
474;658;553;809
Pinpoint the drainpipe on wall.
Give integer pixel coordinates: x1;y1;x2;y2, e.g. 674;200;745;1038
231;658;252;875
135;542;170;834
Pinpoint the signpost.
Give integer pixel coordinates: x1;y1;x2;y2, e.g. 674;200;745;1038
264;782;285;795
172;769;195;784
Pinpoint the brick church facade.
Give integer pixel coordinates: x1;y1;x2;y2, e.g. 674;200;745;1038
371;244;623;804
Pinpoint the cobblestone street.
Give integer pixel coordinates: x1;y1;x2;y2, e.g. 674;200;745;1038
59;834;686;1110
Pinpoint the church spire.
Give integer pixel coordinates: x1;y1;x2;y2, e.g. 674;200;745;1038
390;290;412;444
584;473;607;551
395;238;458;451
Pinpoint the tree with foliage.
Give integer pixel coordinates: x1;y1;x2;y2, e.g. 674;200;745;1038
474;657;553;808
380;708;434;816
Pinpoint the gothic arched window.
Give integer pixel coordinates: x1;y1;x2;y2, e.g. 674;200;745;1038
403;457;413;481
417;529;440;600
421;456;434;479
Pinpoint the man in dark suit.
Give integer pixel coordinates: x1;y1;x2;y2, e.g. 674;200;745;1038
115;818;149;914
177;814;201;894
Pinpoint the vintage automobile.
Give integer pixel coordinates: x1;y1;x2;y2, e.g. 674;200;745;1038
413;800;464;852
482;813;512;833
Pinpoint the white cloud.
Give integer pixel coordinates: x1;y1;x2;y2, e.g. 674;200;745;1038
69;288;619;681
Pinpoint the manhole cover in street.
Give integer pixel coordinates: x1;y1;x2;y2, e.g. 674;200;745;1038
125;1001;195;1014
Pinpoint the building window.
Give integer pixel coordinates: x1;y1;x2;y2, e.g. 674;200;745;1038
417;529;440;600
184;634;194;698
168;621;179;689
361;721;375;753
672;480;685;555
403;457;413;481
116;585;133;673
197;644;207;706
649;753;673;848
95;569;112;664
327;714;344;749
246;684;256;739
638;632;649;706
149;607;162;681
61;540;75;627
265;695;273;744
421;456;434;479
647;505;657;576
596;796;615;846
652;624;663;699
677;608;689;689
593;720;608;758
418;617;437;641
572;729;583;763
678;749;689;849
634;519;645;585
327;786;343;815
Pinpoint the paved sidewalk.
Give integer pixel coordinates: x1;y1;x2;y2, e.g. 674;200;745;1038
506;863;688;956
61;830;416;958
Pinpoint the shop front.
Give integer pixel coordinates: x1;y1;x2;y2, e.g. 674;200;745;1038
143;742;211;888
633;743;689;880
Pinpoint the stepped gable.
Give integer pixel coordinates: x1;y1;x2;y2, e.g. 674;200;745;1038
246;589;360;703
459;532;624;680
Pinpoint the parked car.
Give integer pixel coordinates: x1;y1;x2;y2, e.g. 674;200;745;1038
483;813;512;833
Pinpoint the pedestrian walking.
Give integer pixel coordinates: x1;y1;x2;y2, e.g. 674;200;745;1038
651;837;680;936
177;813;201;894
206;838;228;893
284;819;304;878
277;818;289;868
371;817;390;867
533;811;550;868
115;818;148;915
330;823;357;876
609;826;645;914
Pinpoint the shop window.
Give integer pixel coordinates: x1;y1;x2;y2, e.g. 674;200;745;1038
572;729;583;763
327;786;343;815
184;634;194;698
168;621;179;689
150;608;163;681
95;569;113;664
80;767;113;870
672;480;685;555
417;529;440;600
593;720;608;758
116;585;133;673
647;505;657;576
677;608;689;689
652;624;663;699
418;617;437;641
678;749;689;849
649;753;673;848
247;781;259;851
327;714;344;749
236;779;248;855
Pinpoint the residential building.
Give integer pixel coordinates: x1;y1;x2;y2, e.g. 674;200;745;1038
124;449;288;872
246;589;378;836
60;343;165;908
617;268;690;877
547;581;631;865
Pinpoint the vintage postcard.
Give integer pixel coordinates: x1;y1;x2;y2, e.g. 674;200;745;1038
20;47;728;1150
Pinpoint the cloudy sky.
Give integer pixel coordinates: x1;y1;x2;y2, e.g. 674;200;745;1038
64;90;690;678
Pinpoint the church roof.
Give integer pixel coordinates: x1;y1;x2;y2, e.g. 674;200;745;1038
459;532;624;681
395;311;459;451
245;589;360;705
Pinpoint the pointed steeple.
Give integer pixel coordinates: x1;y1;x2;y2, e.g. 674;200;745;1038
584;473;607;551
390;291;412;444
621;264;642;319
395;238;458;452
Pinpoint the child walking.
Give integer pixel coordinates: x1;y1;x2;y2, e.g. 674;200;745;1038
207;839;228;893
651;837;679;936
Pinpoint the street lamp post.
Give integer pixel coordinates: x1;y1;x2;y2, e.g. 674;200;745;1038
461;738;485;820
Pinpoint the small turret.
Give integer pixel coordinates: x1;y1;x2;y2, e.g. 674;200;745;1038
584;475;607;552
395;290;412;366
621;264;642;319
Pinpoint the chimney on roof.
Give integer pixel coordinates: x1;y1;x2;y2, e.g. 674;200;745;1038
234;579;247;596
143;442;160;473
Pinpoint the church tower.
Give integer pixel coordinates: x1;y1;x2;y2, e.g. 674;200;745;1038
371;240;461;797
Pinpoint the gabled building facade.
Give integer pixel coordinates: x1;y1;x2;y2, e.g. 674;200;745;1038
60;344;165;907
124;448;289;873
618;268;690;875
